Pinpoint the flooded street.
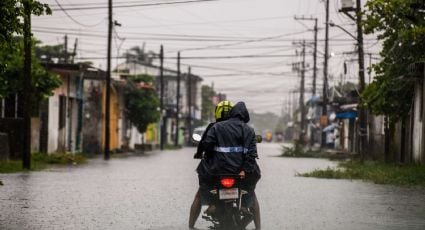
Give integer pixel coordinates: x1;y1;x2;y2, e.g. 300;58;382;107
1;143;425;230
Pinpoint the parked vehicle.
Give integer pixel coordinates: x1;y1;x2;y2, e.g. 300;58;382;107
262;130;273;142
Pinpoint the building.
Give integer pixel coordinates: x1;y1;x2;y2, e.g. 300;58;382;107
38;63;106;154
114;61;203;146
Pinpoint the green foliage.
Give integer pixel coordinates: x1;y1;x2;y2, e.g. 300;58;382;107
249;111;281;134
125;74;160;134
0;0;51;72
281;141;313;157
35;43;66;63
299;160;425;186
0;152;86;173
0;37;62;100
362;0;425;121
123;46;156;64
201;85;215;123
32;152;86;165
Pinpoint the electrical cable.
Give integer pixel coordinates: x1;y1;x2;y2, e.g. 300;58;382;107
174;30;312;52
54;0;106;27
50;0;220;11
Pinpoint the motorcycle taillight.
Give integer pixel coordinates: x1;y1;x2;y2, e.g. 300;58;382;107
220;178;235;188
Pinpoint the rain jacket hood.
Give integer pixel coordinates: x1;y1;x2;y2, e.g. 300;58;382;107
229;102;250;123
197;102;260;176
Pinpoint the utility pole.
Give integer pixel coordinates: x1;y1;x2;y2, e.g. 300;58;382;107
64;34;68;64
294;16;318;95
300;41;306;144
291;41;306;144
322;0;330;148
313;18;318;96
71;38;78;64
368;53;372;83
175;52;181;147
187;67;192;145
159;45;165;150
104;0;113;160
210;82;214;122
22;0;32;170
356;0;367;159
336;0;368;158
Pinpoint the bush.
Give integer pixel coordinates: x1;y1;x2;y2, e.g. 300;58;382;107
32;152;86;165
0;152;87;173
281;141;313;158
299;160;425;186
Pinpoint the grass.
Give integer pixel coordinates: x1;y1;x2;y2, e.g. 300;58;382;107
280;141;355;161
280;141;315;158
0;152;87;173
299;160;425;186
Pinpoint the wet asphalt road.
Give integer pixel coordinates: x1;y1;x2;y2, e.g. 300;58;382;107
1;143;425;230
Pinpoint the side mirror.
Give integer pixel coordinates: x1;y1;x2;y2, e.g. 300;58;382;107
192;133;202;143
255;135;262;143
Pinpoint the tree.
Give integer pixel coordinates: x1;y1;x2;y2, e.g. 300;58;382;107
0;37;62;101
124;46;156;64
0;0;51;73
362;0;425;122
125;74;160;137
35;43;66;63
201;85;216;123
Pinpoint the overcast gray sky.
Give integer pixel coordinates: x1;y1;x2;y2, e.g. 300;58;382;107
33;0;380;115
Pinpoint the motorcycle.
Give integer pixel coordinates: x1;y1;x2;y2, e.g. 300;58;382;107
202;174;254;230
192;133;261;230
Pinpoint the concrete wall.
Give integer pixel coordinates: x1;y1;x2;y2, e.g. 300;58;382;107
31;117;40;152
69;99;80;152
48;96;60;153
413;80;425;163
369;115;385;160
82;80;103;154
128;127;143;149
0;132;9;161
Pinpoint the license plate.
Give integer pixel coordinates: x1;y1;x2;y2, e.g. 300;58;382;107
219;188;239;200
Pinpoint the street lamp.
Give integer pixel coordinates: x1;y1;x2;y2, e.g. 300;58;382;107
331;2;368;159
329;22;357;41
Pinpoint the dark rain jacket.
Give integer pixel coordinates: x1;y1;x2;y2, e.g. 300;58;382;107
193;122;216;159
198;102;260;176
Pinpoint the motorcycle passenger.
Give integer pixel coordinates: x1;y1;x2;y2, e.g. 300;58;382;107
202;101;261;229
189;100;234;229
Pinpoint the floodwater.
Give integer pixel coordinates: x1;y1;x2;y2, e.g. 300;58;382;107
1;143;425;229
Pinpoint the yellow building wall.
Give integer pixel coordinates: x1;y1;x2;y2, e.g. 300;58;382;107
102;84;120;151
145;123;158;144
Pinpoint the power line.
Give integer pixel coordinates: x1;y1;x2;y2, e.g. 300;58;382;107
33;27;378;43
123;16;295;28
54;0;106;27
200;72;298;77
166;54;300;59
50;0;219;11
76;54;299;60
50;0;162;7
33;26;267;40
33;29;288;42
174;30;312;52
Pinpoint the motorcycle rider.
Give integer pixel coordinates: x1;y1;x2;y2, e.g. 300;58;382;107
193;101;261;229
189;100;234;229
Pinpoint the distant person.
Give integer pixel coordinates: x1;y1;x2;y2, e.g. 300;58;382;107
326;129;336;149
